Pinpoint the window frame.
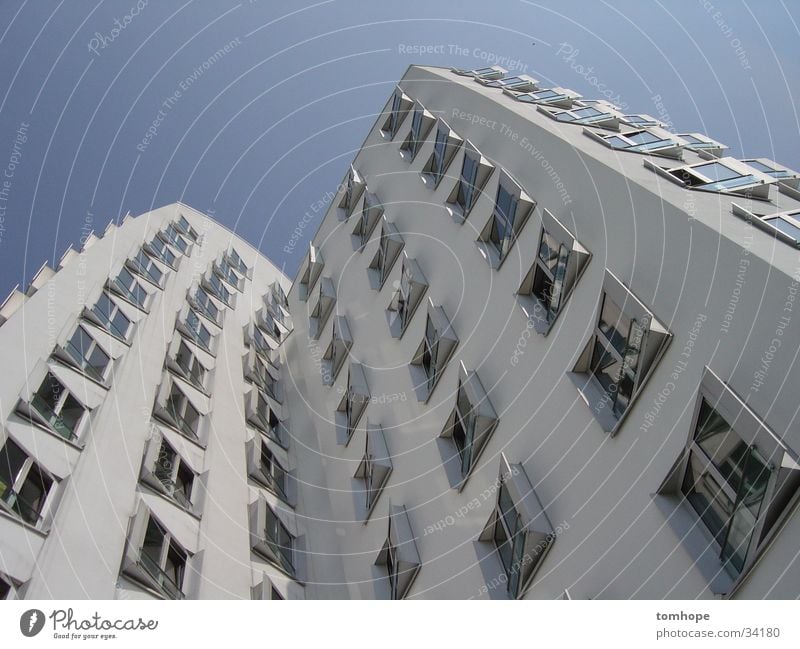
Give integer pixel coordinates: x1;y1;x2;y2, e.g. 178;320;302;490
410;299;458;402
445;140;494;223
380;87;413;140
517;208;591;335
0;433;59;529
476;170;536;268
569;270;671;434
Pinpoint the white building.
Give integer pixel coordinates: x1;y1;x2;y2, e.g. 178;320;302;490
2;65;799;600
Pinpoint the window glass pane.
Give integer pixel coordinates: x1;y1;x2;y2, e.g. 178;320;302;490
16;464;52;524
626;131;661;145
0;439;28;501
765;217;800;241
684;451;732;544
694;400;749;488
589;341;623;403
692;162;740;182
598;295;631;355
722;449;770;572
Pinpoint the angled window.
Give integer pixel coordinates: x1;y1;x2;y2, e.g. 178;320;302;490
479;454;555;599
479;74;538;92
203;272;233;307
153;379;202;442
308;277;336;339
658;369;799;590
517;209;591;334
298;243;323;301
539;103;619;129
375;504;420;599
620;113;663;127
380;87;412;140
410;299;458;402
445;140;494;223
439;363;499;488
676;132;727;157
225;247;249;275
338;165;366;219
585;126;684;159
450;65;506;80
0;573;19;600
257;307;284;345
144;236;177;268
245;321;278;359
86;291;132;341
570;271;671;433
0;434;58;528
176;215;199;242
251;573;285;600
139;431;197;511
181;309;214;353
249;495;296;576
270;280;289;309
243;347;281;401
351;192;384;251
161;224;190;254
188;287;220;325
334;363;369;445
512;87;580;107
321;315;352;386
367;217;404;290
732;203;800;249
213;260;244;292
420;118;463;188
741;158;798;181
111;267;150;310
56;325;112;384
21;372;87;442
246;437;291;504
645;157;776;200
128;250;163;287
121;505;189;599
245;389;286;448
477;170;535;268
167;339;208;393
386;253;428;339
399;102;435;162
354;422;392;521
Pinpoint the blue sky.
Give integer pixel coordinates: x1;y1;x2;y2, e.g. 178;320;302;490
0;0;798;299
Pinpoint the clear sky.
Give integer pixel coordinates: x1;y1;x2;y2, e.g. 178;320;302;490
0;0;798;299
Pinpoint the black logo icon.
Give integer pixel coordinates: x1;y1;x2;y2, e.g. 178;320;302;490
20;609;45;637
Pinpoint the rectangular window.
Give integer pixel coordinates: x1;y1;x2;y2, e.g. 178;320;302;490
0;437;55;526
153;439;194;509
185;310;212;351
456;154;479;213
64;326;111;383
163;224;189;253
174;340;206;389
92;292;131;340
148;237;176;266
265;506;294;574
115;267;148;308
531;229;570;323
140;516;187;599
192;288;219;323
431;126;448;181
571;272;671;433
176;215;199;242
207;273;232;305
452;379;477;476
165;384;201;439
131;250;163;285
681;399;773;576
30;373;85;441
259;441;288;501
